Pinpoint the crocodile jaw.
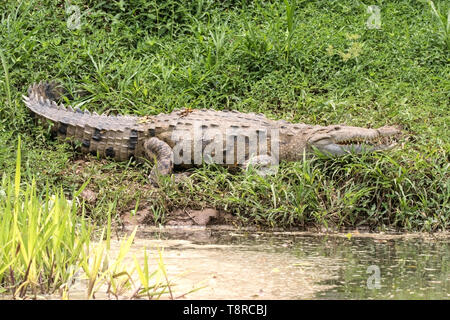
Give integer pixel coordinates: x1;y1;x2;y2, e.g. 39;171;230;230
309;125;400;156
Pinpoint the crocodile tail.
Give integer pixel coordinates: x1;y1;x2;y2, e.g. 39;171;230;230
23;81;142;161
27;80;66;102
23;81;80;124
23;81;137;128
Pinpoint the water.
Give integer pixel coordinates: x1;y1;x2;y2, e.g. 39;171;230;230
126;227;449;300
12;227;447;300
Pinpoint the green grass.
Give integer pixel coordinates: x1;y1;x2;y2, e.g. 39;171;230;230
0;0;448;231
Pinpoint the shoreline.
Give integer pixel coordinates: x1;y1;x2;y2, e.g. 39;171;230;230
121;220;450;240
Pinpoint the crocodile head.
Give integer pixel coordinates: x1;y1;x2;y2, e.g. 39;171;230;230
307;125;400;156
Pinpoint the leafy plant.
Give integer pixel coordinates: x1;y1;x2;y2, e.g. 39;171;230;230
0;48;12;116
0;139;186;299
426;0;450;50
283;0;297;59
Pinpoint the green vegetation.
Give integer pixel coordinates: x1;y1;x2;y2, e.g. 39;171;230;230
0;0;448;231
426;0;450;50
0;139;175;299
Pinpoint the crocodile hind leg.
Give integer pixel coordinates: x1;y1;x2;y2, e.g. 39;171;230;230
143;137;174;186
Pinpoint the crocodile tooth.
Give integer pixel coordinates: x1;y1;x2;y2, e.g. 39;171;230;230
67;106;74;112
93;112;99;116
84;110;91;116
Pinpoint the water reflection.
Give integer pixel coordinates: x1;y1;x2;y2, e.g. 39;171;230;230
134;227;449;299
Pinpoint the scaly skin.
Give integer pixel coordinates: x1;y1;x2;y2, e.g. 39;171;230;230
23;81;400;182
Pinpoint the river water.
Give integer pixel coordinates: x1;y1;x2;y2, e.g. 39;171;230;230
117;226;449;300
12;226;447;300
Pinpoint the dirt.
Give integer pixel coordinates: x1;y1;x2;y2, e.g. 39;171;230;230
80;188;97;203
122;207;237;228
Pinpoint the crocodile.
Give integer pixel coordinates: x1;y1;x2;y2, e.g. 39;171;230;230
23;81;400;182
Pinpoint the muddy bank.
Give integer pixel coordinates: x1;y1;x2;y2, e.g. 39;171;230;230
120;206;450;240
121;207;237;227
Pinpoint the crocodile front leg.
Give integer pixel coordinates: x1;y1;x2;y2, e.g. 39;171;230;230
144;137;174;185
243;154;279;177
